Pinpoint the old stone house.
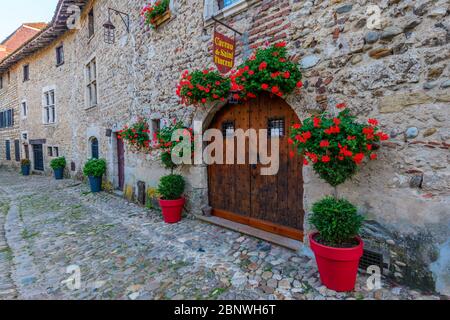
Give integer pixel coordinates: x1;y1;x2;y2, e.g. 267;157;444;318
0;0;448;295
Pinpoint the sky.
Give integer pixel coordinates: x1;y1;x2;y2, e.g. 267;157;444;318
0;0;59;42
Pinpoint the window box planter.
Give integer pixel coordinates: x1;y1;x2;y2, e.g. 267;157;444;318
152;10;171;29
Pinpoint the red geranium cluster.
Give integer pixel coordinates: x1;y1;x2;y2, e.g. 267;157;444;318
230;41;303;100
141;0;170;29
118;117;153;152
290;104;389;186
177;69;231;106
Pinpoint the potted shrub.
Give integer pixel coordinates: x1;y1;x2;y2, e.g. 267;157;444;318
290;103;389;292
50;157;66;180
83;158;107;193
157;174;185;224
21;159;31;176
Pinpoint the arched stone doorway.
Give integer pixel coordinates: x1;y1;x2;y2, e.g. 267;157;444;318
205;93;305;240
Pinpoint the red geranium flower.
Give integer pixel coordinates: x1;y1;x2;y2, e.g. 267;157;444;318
275;41;287;48
296;81;303;88
313;117;321;128
261;83;269;90
259;62;268;71
353;153;365;165
336;103;347;109
322;155;331;163
368;119;379;126
370;154;378;160
320;140;330;148
292;123;302;129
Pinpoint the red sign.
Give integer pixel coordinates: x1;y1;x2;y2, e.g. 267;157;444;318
213;30;236;74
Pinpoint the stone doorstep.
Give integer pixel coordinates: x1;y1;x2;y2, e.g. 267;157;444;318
195;215;304;252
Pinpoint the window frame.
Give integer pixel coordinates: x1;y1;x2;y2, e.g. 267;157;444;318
90;137;99;159
85;58;98;108
88;9;95;39
14;139;20;162
56;45;65;66
5;140;11;161
43;89;56;124
204;0;255;22
21;100;28;119
0;75;3;89
23;64;29;82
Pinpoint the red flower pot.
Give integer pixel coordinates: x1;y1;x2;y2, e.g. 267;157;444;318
159;198;185;224
309;232;364;292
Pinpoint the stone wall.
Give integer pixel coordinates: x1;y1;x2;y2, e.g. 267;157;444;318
0;64;20;168
0;0;448;294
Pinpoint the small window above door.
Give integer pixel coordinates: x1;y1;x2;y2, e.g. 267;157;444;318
222;121;235;138
268;118;285;138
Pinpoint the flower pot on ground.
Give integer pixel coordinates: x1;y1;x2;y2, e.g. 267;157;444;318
289;103;389;292
21;159;31;176
83;158;107;193
309;197;364;292
50;157;66;180
157;174;185;224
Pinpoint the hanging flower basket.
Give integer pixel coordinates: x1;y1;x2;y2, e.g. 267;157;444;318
230;41;303;101
176;69;231;106
118;117;152;152
141;0;171;29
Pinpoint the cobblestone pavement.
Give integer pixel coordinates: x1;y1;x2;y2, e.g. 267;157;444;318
0;169;443;300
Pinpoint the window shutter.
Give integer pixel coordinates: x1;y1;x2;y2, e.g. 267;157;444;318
15;140;20;161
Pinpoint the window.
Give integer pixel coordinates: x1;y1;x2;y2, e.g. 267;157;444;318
268;118;285;137
218;0;241;9
21;101;28;118
48;146;53;157
151;119;161;136
43;90;56;124
7;71;10;84
88;9;95;38
0;76;3;89
53;147;59;157
91;138;99;159
14;140;20;161
0;109;14;128
23;64;29;82
56;45;64;66
86;58;97;107
5;140;11;161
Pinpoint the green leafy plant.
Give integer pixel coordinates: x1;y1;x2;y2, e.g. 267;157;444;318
118;117;152;152
141;0;170;29
157;174;185;200
176;69;231;106
231;41;303;100
83;158;107;178
290;104;389;186
21;159;31;166
156;121;194;171
50;157;66;170
309;196;364;247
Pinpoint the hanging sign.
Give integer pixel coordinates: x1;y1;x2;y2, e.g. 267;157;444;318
213;30;236;74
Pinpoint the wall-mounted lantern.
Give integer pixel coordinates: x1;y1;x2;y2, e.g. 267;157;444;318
103;8;130;44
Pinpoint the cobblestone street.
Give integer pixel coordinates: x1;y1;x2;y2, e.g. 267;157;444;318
0;170;443;300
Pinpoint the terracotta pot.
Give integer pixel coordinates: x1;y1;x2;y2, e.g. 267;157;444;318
310;232;364;292
159;198;185;224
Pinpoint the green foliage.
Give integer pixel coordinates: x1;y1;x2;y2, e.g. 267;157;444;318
177;69;231;106
118;117;151;151
157;174;185;200
290;107;389;187
141;0;170;28
21;159;31;166
50;157;66;170
156;121;194;171
231;42;303;100
83;158;107;178
310;196;364;247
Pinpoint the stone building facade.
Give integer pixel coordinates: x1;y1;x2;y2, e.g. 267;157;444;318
0;0;448;295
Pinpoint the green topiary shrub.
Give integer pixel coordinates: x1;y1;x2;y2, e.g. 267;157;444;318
309;196;364;247
21;159;31;166
157;174;185;200
83;158;107;178
50;157;66;170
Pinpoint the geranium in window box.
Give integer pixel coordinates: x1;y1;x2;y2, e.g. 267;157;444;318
141;0;171;29
290;103;389;292
230;41;303;101
176;69;231;106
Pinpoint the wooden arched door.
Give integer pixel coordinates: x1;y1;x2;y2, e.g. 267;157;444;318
208;93;304;240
